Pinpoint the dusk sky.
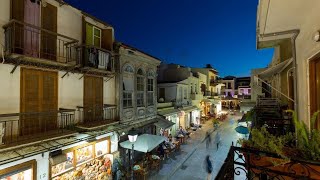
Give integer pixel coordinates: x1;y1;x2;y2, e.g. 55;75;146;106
65;0;274;77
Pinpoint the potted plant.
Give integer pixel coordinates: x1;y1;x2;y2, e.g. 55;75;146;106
238;111;320;179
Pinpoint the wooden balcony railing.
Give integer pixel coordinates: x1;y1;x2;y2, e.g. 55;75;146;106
0;109;76;145
77;45;114;72
3;19;78;63
77;105;118;127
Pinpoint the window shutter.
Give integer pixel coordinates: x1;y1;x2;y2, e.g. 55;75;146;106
86;23;93;46
41;3;57;60
11;0;24;21
102;28;113;51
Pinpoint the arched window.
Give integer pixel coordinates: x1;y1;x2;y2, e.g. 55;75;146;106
147;70;155;106
123;64;134;73
136;68;145;107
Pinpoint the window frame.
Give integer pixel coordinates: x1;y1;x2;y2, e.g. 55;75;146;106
147;70;155;106
123;91;133;108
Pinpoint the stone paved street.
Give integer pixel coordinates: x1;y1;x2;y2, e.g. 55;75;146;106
148;111;245;180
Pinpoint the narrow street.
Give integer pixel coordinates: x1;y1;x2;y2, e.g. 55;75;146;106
170;112;244;180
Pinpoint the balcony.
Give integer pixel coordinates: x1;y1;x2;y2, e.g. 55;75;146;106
238;95;251;99
77;45;114;72
3;19;78;67
0;109;76;146
77;104;118;129
190;92;203;100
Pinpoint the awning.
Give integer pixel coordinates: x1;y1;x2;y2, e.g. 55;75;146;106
259;58;293;79
154;117;175;129
120;134;166;153
182;105;200;112
157;108;180;116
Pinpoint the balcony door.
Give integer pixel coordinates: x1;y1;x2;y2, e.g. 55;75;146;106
310;58;320;129
20;68;58;135
84;76;103;123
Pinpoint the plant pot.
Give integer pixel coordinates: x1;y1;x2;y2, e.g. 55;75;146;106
242;146;320;179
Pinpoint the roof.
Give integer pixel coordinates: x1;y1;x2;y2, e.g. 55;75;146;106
118;42;162;62
157;81;188;85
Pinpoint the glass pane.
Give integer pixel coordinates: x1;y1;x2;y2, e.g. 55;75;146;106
95;140;108;156
51;152;74;177
1;168;32;180
76;145;93;165
94;37;100;47
94;28;101;37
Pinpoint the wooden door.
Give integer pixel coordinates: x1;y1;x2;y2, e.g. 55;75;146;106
41;3;57;60
21;68;58;135
84;76;103;123
310;58;320;129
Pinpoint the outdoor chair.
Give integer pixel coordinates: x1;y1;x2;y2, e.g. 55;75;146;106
150;159;160;172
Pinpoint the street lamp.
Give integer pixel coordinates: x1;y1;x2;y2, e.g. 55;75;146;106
128;128;138;180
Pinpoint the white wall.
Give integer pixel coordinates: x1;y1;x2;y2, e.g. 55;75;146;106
0;0;10;48
58;72;83;109
0;64;20;113
104;77;116;104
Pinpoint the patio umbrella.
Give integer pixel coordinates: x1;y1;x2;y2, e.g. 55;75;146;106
235;126;249;134
120;134;166;153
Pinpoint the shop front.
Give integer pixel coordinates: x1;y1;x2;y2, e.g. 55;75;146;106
182;106;201;128
157;108;180;136
200;99;212;117
50;137;115;180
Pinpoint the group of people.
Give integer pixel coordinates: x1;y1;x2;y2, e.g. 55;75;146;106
206;131;221;150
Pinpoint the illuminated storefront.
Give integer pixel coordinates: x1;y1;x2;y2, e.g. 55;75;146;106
0;160;36;180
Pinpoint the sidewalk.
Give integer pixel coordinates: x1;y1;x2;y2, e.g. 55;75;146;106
149;119;216;180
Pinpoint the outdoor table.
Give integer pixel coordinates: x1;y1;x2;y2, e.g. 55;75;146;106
177;134;185;144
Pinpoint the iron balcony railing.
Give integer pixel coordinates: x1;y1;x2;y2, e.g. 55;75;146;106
77;45;114;72
238;95;251;99
216;144;320;180
0;109;76;145
3;19;79;63
77;105;118;126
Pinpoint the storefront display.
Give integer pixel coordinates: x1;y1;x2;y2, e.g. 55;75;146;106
51;152;74;177
77;145;93;165
0;160;35;180
51;139;113;180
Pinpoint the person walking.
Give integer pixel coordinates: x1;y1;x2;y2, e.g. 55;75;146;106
215;131;221;150
205;131;211;149
205;155;213;180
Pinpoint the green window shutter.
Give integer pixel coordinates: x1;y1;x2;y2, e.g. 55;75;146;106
86;23;93;45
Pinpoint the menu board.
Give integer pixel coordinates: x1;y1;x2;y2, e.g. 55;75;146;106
95;140;108;157
51;152;74;177
76;145;93;165
0;168;32;180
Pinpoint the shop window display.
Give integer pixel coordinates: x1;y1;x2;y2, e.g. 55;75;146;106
76;145;93;165
51;152;74;177
0;168;32;180
52;140;113;180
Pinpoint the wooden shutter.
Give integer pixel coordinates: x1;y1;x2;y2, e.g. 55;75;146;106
84;76;103;123
86;23;93;46
101;28;113;51
21;68;58;135
41;71;58;131
21;68;41;135
41;3;57;60
310;59;320;129
11;0;25;54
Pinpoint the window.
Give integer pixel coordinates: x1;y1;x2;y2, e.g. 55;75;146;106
124;65;134;73
86;23;101;47
93;27;101;47
147;78;154;105
184;88;187;99
248;89;251;94
123;91;132;108
136;69;144;107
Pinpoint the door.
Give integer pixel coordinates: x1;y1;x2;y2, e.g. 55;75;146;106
41;3;57;60
21;68;58;135
159;88;165;100
310;58;320;129
84;76;103;123
288;71;294;110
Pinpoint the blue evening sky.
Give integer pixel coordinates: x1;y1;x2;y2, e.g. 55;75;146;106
64;0;273;77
